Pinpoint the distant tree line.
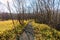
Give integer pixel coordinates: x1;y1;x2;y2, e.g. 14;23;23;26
0;0;60;30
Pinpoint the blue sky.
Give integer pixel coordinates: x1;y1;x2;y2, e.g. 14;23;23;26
0;0;36;13
0;0;60;13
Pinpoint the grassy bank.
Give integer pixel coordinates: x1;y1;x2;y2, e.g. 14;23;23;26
0;20;29;34
32;21;60;40
0;20;29;40
0;20;60;40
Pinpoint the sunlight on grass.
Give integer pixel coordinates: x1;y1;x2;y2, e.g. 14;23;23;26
0;20;30;40
0;20;13;33
0;20;30;34
31;21;50;30
31;21;60;40
0;20;60;40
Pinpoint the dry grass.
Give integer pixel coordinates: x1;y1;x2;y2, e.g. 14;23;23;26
0;20;29;34
31;21;60;40
0;20;14;33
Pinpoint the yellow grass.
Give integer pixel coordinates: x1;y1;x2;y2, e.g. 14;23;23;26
0;20;60;40
31;21;50;30
0;20;14;33
31;21;60;40
0;20;30;34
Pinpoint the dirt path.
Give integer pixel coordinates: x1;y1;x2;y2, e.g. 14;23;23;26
16;22;34;40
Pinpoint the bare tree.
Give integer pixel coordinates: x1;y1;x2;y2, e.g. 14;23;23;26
7;1;15;27
12;0;26;25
